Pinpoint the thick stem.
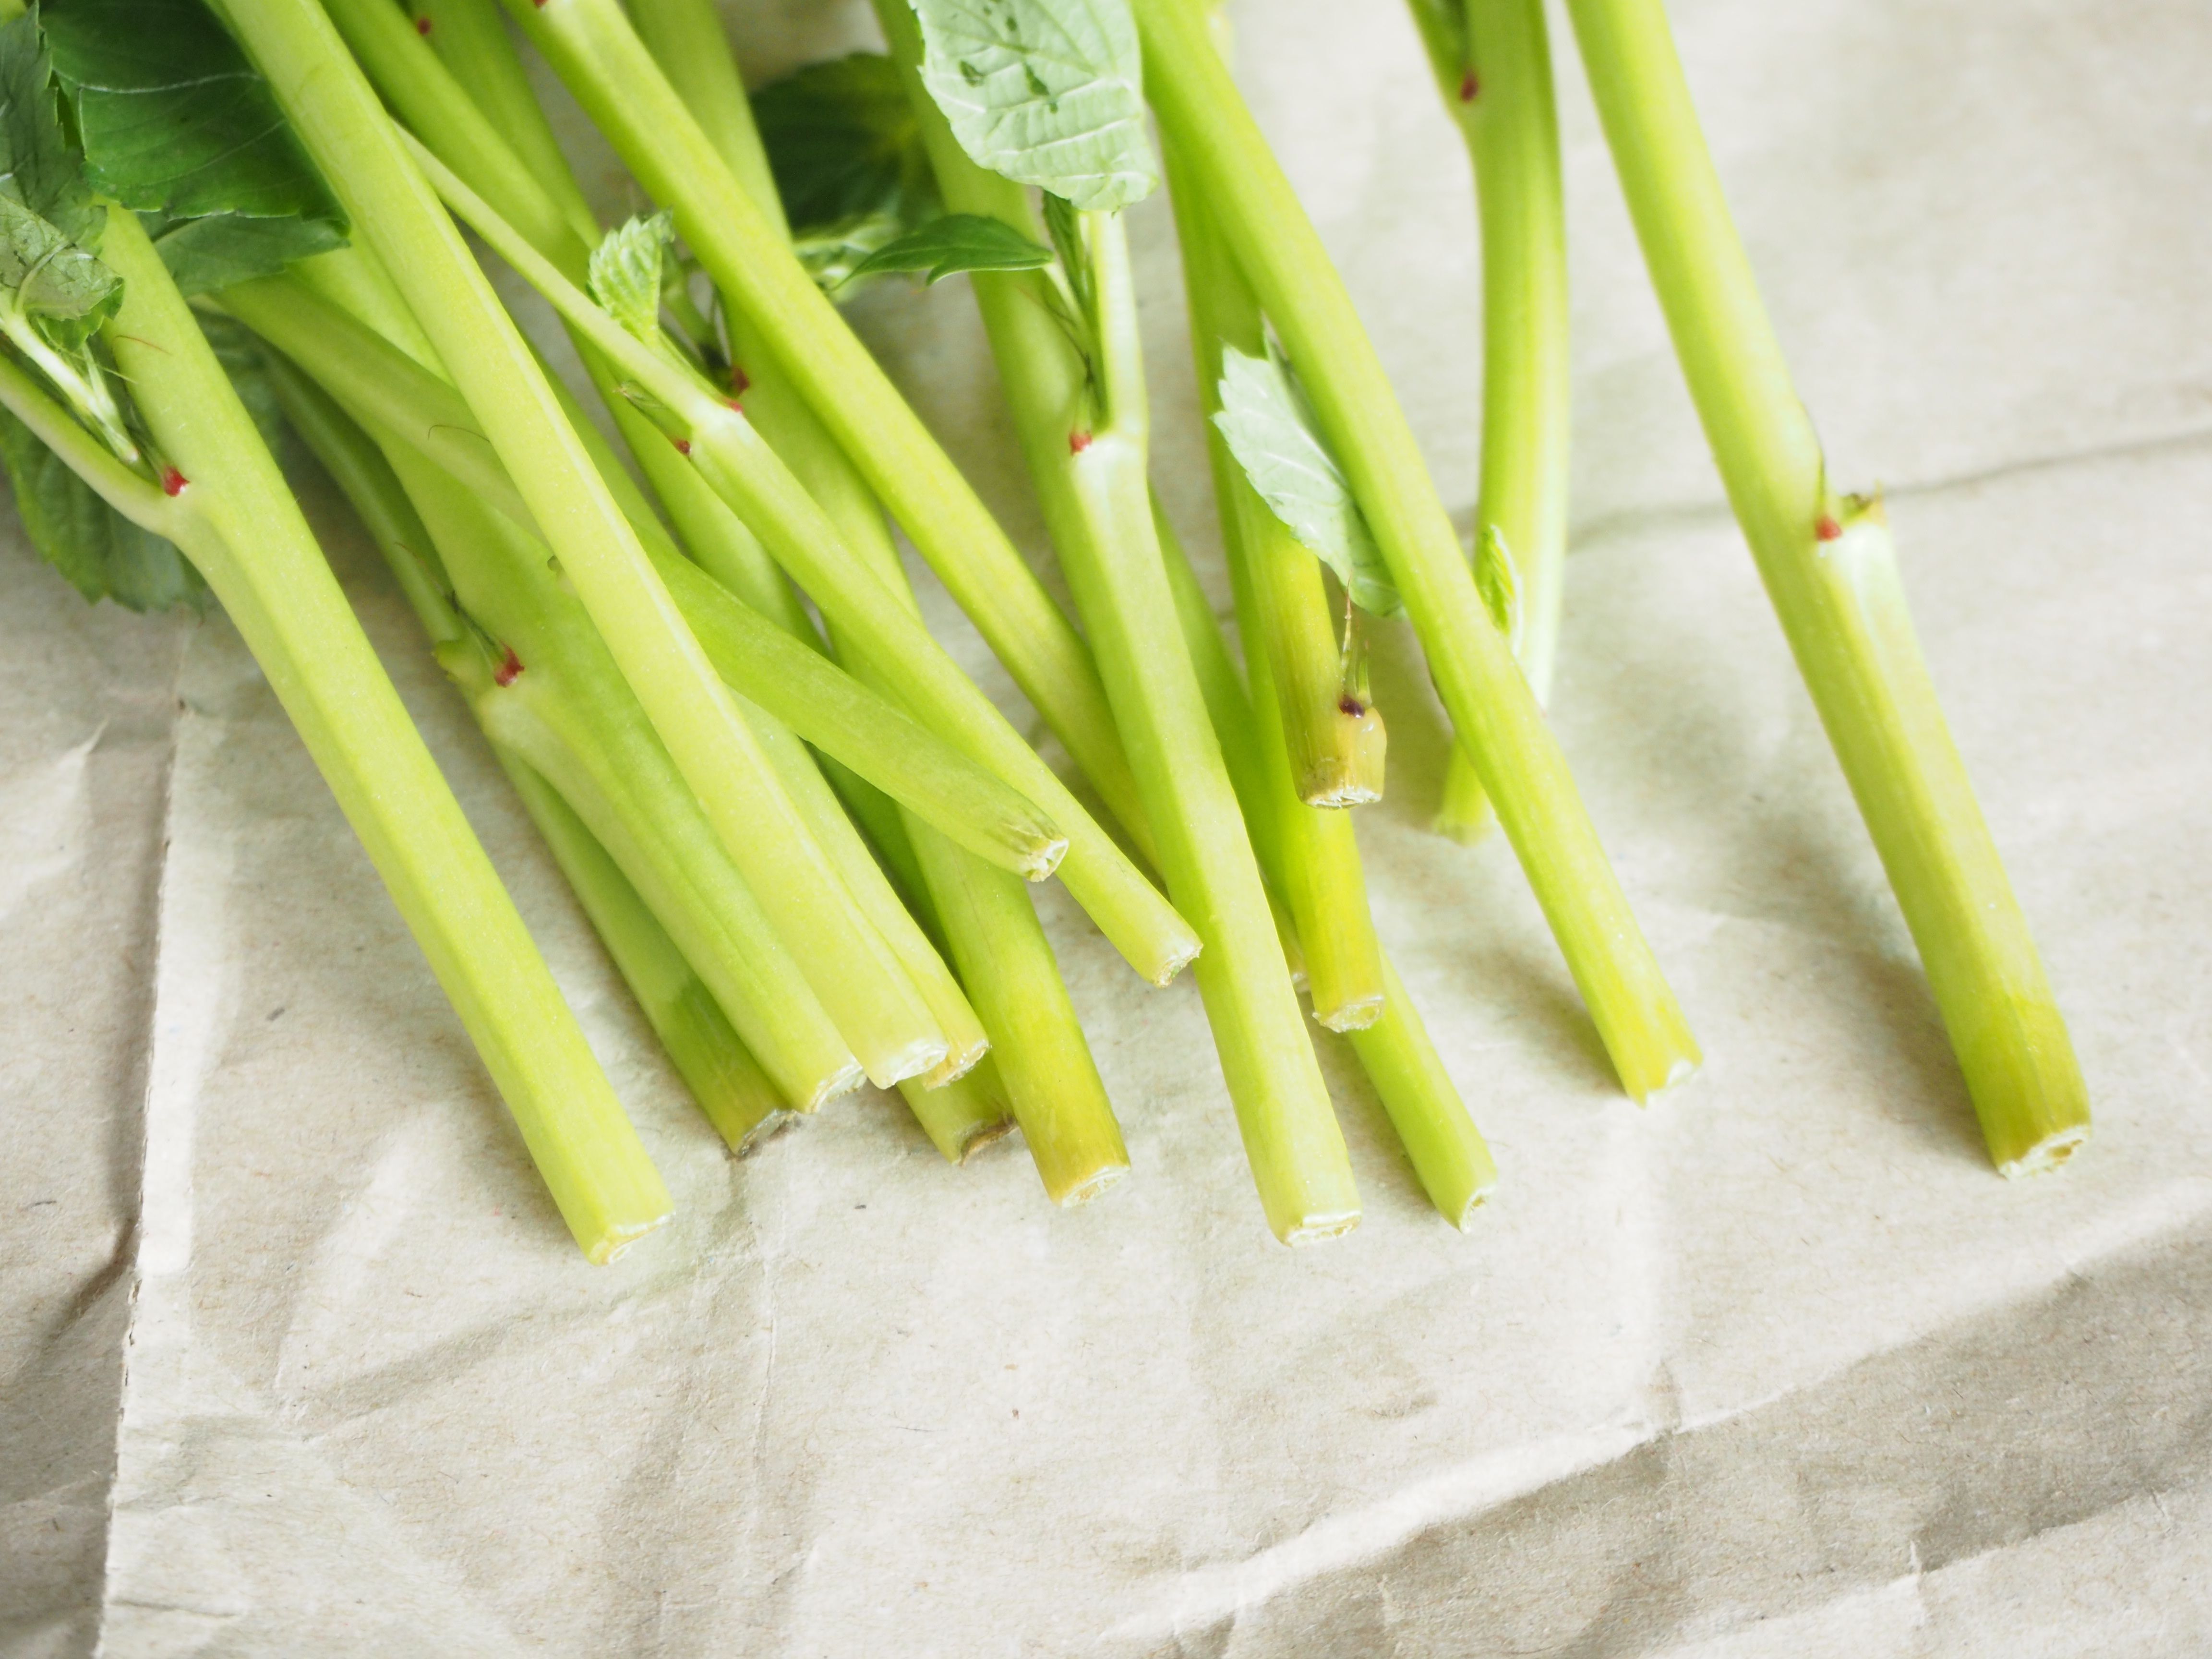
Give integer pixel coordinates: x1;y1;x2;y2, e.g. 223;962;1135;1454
96;209;670;1260
1419;0;1573;842
1564;0;2086;1171
1162;140;1386;1029
1062;212;1362;1240
1131;0;1698;1102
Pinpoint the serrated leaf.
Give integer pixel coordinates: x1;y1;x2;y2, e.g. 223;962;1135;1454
1214;346;1400;617
0;193;120;344
912;0;1157;212
841;212;1051;287
44;0;345;238
140;206;346;298
588;211;676;345
0;401;204;612
0;9;102;247
1474;524;1522;651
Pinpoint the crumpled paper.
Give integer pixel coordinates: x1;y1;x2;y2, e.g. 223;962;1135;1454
6;0;2212;1653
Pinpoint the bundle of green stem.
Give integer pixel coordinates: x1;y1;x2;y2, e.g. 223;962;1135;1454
0;0;2078;1271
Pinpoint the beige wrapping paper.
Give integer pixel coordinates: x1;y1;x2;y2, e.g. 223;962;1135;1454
4;0;2210;1652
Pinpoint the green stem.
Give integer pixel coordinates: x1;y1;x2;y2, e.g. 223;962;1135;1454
1564;0;2087;1171
503;758;793;1152
276;359;793;1147
96;207;670;1260
1416;0;1573;843
499;0;1150;843
1132;0;1698;1102
414;0;600;246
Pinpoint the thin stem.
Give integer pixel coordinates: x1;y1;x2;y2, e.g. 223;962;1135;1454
96;208;671;1260
1419;0;1573;842
227;0;950;1088
1565;0;2087;1170
1130;0;1698;1102
415;0;603;248
499;0;1150;844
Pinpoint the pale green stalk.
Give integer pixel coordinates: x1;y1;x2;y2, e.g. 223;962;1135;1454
228;0;952;1087
497;0;1150;844
1131;0;1697;1102
1408;0;1573;843
414;0;601;247
277;359;794;1146
84;211;670;1259
1565;0;2086;1170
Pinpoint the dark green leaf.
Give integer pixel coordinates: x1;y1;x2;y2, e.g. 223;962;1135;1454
755;54;938;237
45;0;345;238
840;213;1052;288
0;402;205;612
0;9;102;246
139;206;346;298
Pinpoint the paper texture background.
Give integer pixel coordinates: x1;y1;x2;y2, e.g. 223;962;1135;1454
5;0;2211;1653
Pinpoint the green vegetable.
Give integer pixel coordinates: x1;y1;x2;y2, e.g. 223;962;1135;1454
1564;0;2088;1172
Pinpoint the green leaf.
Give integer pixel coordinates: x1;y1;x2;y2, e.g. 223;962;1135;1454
0;402;205;612
588;210;676;345
912;0;1157;213
0;192;120;343
840;212;1051;287
44;0;345;250
139;207;346;299
755;54;939;238
1474;524;1521;651
1214;345;1400;618
0;9;102;247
